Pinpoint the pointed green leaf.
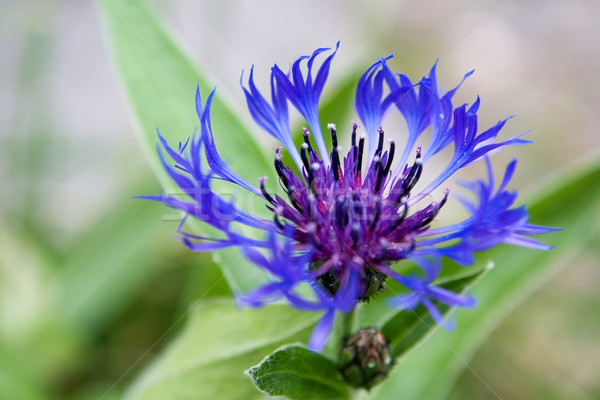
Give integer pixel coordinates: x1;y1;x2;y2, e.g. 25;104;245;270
98;0;273;293
124;300;321;400
246;344;350;400
366;158;600;400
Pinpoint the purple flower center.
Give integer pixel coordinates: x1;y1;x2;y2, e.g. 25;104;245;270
260;122;448;301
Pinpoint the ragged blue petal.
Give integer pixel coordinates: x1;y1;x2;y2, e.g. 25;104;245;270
271;42;340;166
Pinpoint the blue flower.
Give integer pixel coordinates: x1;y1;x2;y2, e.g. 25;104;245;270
146;43;557;351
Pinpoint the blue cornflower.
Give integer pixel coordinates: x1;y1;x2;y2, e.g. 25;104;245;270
145;43;556;351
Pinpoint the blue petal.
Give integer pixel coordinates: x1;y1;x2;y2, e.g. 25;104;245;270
423;297;456;331
241;68;303;169
422;160;558;263
355;55;400;161
387;291;421;310
197;87;263;196
427;286;477;308
307;309;336;351
271;43;340;167
410;104;528;206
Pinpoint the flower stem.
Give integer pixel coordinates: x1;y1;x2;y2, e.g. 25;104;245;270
341;306;358;338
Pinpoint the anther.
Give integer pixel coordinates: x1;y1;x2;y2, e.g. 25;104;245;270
351;121;358;148
375;126;384;157
402;147;423;194
332;146;341;182
259;176;276;205
382;139;395;178
390;179;407;206
274;157;289;188
273;213;285;230
357;133;366;174
420;204;439;228
309;163;320;195
439;188;450;208
287;185;303;213
397;201;408;221
351;222;361;247
306;163;315;193
374;156;386;193
351;121;359;161
302;127;314;153
369;195;382;230
389;202;408;231
328;123;338;148
351;191;363;222
335;196;348;228
300;143;310;172
419;189;448;228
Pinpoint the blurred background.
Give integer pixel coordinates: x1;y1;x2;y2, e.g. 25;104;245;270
1;0;599;399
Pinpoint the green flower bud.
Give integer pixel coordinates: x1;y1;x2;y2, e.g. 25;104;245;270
338;327;394;389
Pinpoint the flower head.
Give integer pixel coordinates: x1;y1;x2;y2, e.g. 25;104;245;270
146;44;557;351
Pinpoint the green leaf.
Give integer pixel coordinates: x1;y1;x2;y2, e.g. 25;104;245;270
380;263;491;360
365;158;600;400
98;0;272;293
246;344;350;400
124;300;321;400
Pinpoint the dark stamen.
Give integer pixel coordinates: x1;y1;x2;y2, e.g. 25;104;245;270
332;146;341;182
273;213;284;230
351;121;358;162
357;134;365;174
420;189;449;228
419;204;439;228
369;195;381;230
309;163;319;195
259;177;276;205
389;202;408;231
335;196;348;228
352;192;362;221
382;139;395;177
351;222;360;247
374;156;386;193
306;161;315;188
403;147;423;194
439;188;449;208
375;126;384;157
302;127;314;153
327;123;341;181
391;178;407;206
274;157;289;188
287;185;303;213
328;123;338;148
397;201;408;221
300;143;310;172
